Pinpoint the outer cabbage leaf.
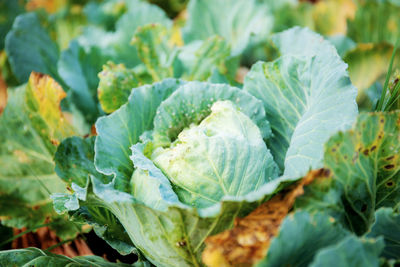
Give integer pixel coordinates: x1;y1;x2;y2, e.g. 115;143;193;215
296;111;400;234
244;27;358;177
97;62;141;113
97;24;232;114
0;247;137;267
311;0;356;36
367;208;400;260
177;36;231;82
58;40;106;123
0;0;24;50
256;211;348;267
344;43;400;107
348;0;400;45
182;0;273;56
0;73;79;238
5;12;60;83
327;35;356;57
53;137;135;256
78;0;171;68
309;236;384;267
132;24;176;81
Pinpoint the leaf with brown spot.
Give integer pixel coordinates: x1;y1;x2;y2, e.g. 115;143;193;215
297;111;400;235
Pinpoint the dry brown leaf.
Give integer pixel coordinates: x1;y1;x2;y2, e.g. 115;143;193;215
202;168;330;267
12;226;93;257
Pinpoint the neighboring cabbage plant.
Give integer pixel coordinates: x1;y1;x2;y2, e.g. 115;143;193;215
51;27;358;266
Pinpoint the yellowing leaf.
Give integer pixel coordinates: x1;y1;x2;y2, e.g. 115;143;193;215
25;0;67;14
26;72;75;144
313;0;356;35
202;169;330;267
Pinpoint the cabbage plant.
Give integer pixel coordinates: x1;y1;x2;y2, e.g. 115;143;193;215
52;27;358;266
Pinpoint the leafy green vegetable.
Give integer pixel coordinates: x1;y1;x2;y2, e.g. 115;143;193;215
51;27;359;266
183;0;273;56
2;0;399;265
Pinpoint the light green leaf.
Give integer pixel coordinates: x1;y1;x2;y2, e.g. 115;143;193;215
98;62;140;113
310;236;384;267
0;247;134;267
95;79;185;191
367;208;400;260
182;0;273;56
256;211;348;267
244;27;358;178
5;13;60;83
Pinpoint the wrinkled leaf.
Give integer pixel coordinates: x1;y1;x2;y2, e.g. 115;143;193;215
244;27;358;177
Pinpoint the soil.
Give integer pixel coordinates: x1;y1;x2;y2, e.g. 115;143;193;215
8;226;138;264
